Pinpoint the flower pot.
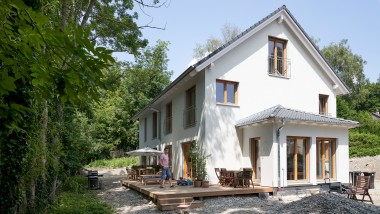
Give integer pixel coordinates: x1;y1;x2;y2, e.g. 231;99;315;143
201;180;209;188
194;180;202;188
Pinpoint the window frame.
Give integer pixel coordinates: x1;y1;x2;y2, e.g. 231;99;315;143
165;102;172;134
184;86;196;128
152;112;157;139
216;80;239;105
319;94;329;116
144;117;147;142
268;36;288;77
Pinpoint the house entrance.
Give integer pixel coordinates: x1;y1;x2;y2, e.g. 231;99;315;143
316;138;336;180
250;138;261;180
287;137;309;181
182;142;195;179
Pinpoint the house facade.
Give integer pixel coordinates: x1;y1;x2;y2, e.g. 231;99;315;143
132;6;359;188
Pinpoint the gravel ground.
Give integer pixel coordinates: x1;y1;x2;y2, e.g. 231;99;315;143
95;168;380;214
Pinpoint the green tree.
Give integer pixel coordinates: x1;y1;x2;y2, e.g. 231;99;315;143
194;23;240;59
0;0;163;212
321;39;369;111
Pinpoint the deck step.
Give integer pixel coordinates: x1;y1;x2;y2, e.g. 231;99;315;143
157;200;204;211
157;197;193;204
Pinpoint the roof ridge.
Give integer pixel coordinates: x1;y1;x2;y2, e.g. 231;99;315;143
194;5;286;67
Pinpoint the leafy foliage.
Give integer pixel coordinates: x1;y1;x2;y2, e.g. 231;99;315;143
190;142;210;181
86;157;139;168
0;0;164;213
320;39;380;157
349;132;380;157
49;176;113;214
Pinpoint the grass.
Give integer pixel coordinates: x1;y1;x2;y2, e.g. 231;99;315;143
86;156;139;168
48;176;113;214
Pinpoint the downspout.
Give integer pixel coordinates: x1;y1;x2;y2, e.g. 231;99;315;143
276;119;285;192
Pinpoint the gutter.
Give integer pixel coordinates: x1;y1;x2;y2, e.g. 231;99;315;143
276;119;285;192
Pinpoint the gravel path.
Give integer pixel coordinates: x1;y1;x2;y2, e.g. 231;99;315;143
95;170;380;214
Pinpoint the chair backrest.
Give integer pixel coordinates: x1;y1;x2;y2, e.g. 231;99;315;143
214;168;221;179
242;168;253;179
355;176;370;194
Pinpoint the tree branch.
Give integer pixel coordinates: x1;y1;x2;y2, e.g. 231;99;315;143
133;0;169;8
81;0;96;28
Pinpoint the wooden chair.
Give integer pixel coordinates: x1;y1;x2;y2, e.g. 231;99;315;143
126;167;137;180
235;168;254;188
346;176;373;204
215;168;221;184
220;168;233;186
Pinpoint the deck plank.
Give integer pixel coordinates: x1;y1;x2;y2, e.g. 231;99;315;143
122;179;273;199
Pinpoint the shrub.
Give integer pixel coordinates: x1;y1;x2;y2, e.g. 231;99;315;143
86;156;139;168
349;132;380;157
49;176;113;214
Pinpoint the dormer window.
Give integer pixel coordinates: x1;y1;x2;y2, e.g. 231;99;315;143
268;36;290;78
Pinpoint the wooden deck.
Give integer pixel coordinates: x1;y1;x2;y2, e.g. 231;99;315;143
121;179;273;200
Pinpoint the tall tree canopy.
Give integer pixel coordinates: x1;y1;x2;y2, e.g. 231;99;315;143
0;0;165;213
193;23;240;59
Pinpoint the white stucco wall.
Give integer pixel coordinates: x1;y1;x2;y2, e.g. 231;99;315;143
138;71;205;179
203;20;343;185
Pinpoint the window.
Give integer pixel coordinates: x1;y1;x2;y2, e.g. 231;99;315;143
216;80;238;104
268;36;288;77
144;118;147;142
165;102;172;134
319;94;329;116
316;138;336;180
184;86;196;128
152;112;157;139
287;137;309;181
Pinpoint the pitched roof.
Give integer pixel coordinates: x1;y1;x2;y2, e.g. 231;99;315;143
132;5;350;120
236;105;359;128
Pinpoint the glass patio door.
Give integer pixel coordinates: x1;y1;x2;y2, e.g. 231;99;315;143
287;137;309;181
317;138;336;180
250;138;260;180
182;142;195;179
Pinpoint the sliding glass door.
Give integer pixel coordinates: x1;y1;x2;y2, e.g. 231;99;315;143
287;137;309;181
316;138;336;180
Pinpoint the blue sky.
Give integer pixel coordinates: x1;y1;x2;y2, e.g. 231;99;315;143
114;0;380;82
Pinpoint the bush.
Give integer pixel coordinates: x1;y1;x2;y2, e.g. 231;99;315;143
349;132;380;157
86;156;139;168
49;176;113;214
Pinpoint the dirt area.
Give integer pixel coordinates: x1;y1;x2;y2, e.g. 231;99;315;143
349;155;380;179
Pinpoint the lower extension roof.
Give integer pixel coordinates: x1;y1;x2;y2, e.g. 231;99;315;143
236;105;359;128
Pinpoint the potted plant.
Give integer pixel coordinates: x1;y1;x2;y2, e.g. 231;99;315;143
190;142;210;188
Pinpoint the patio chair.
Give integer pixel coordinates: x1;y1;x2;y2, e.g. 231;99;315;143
220;168;233;186
126;167;137;180
235;168;254;188
214;168;221;184
346;176;373;204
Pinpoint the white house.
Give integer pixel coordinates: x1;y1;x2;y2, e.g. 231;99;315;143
132;5;359;188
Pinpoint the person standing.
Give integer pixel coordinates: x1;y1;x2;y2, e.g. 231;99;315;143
160;147;173;188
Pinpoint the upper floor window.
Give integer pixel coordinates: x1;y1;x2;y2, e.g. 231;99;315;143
144;117;147;142
184;86;196;128
164;102;172;134
268;36;290;78
216;80;238;105
319;94;329;116
152;112;157;139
